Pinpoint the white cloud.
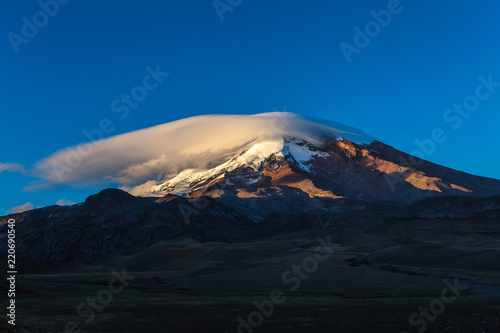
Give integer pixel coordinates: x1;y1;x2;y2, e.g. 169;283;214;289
32;113;374;194
9;202;34;213
56;199;74;206
0;162;26;175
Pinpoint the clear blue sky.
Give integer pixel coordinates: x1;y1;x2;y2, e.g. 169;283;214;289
1;0;499;213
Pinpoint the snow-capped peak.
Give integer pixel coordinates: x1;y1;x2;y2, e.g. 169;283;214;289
150;137;330;196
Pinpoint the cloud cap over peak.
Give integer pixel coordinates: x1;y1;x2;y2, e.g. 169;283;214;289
33;112;374;190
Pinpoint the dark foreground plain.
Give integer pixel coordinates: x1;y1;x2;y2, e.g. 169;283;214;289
1;213;500;333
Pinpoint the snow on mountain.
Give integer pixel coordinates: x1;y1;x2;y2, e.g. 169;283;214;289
150;137;331;196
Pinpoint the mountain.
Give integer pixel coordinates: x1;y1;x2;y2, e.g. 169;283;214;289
144;114;500;212
2;113;500;272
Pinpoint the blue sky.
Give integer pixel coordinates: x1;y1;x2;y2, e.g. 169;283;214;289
1;0;500;213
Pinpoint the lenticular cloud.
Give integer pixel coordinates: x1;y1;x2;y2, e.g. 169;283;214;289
33;112;374;190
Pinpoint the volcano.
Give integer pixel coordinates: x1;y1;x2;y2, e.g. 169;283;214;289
139;113;500;215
